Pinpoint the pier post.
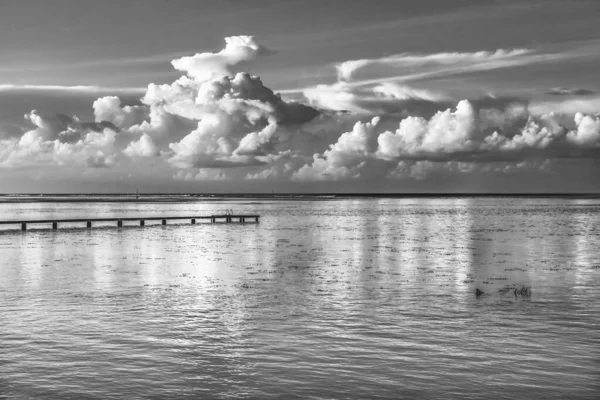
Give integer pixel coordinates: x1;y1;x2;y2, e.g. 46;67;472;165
1;214;260;231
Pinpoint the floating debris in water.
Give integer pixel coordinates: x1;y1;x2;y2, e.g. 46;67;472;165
477;285;532;298
498;284;531;298
513;286;531;297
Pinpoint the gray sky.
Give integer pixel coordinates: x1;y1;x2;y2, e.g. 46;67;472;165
1;0;600;193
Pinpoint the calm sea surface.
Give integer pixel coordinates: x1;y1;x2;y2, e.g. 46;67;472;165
1;196;599;399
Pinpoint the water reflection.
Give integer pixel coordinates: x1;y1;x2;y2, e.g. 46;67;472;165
1;197;600;399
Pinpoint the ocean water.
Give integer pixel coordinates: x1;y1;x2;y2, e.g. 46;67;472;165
1;196;599;399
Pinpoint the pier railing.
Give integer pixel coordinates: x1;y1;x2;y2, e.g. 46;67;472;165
0;214;260;231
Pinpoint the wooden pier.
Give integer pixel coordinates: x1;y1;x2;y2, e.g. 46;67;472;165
0;214;260;231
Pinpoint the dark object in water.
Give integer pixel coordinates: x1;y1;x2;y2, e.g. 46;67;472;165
476;288;484;297
498;284;532;298
513;286;531;297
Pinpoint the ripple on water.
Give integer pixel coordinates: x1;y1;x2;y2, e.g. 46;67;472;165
1;197;599;399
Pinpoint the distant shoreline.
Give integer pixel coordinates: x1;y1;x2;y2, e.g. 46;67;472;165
1;193;599;203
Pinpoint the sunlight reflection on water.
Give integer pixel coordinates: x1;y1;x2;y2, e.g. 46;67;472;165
1;197;599;399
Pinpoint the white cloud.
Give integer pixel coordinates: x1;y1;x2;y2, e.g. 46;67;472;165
336;48;550;82
377;100;477;158
0;120;118;169
171;36;272;81
160;71;317;168
303;81;448;114
372;82;448;102
245;166;278;180
93;96;149;129
567;113;600;146
388;159;552;180
123;134;159;158
292;99;600;182
529;95;600;116
292;117;380;181
174;169;227;181
3;35;600;188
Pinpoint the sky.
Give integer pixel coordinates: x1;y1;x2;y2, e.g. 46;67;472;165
1;0;600;193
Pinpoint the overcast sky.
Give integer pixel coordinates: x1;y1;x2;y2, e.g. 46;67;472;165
1;0;600;193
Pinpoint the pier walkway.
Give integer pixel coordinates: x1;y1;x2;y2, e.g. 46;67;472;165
0;214;260;231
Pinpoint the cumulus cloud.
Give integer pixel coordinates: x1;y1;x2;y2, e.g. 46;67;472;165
93;96;149;129
171;36;273;81
158;71;318;168
568;113;600;145
245;166;278;180
388;159;552;180
0;110;120;169
292;117;380;181
0;35;321;178
174;169;227;181
123;133;159;157
3;35;600;189
377;100;477;157
292;99;600;182
376;101;599;162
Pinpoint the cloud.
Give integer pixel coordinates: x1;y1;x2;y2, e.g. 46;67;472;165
388;159;552;180
245;166;278;180
0;84;145;94
3;35;600;189
336;48;553;82
174;169;227;181
171;36;273;81
93;96;149;129
371;82;448;102
0;35;320;177
377;100;477;157
376;101;599;162
158;71;318;168
123;134;159;158
292;99;600;182
567;113;600;146
0;110;119;169
529;95;600;116
303;81;451;115
545;87;594;96
292;117;380;181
